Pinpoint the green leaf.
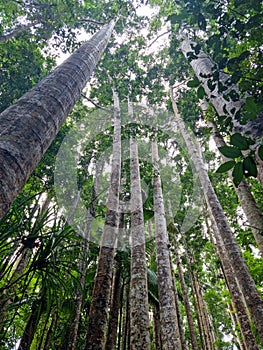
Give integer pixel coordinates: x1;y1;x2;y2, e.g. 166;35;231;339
230;133;249;150
187;78;200;88
197;86;205;99
258;145;263;161
232;162;243;186
243;156;258;177
218;146;242;158
243;97;259;119
216;160;236;173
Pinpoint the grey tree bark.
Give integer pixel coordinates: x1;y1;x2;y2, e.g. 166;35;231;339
0;20;115;221
130;134;151;349
152;138;181;350
171;93;263;342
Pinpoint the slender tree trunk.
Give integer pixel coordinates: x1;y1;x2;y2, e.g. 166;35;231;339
18;298;43;350
173;237;198;350
0;20;115;221
122;279;131;350
85;85;121;350
209;121;263;255
168;245;186;350
228;302;247;350
171;94;263;342
153;304;162;350
129;134;151;349
105;256;122;350
152;138;181;350
179;34;263;141
43;313;57;350
207;214;260;350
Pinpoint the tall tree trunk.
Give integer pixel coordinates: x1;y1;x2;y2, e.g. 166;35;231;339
207;214;260;349
122;279;131;350
105;256;122;350
168;244;186;350
179;34;263;141
18;297;43;350
209;121;263;255
0;20;115;221
171;93;263;342
43;312;57;350
85;85;121;350
129;133;151;349
152;138;181;349
173;236;198;350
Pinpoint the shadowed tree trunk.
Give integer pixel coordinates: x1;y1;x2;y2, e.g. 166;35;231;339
85;85;121;350
152;138;181;349
129;126;151;349
171;92;263;343
0;20;115;221
173;236;198;350
152;304;162;350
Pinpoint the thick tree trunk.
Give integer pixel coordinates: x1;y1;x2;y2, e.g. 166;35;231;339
179;35;263;141
85;86;121;350
0;20;115;221
171;94;263;342
209;122;263;255
130;135;151;349
173;237;198;350
152;138;181;350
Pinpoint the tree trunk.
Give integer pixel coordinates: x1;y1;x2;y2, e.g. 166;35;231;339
208;214;260;350
85;85;121;350
129;134;151;349
179;34;263;141
0;20;115;221
209;121;263;255
173;237;198;350
171;94;263;342
152;138;181;350
122;279;131;350
168;244;186;350
18;298;42;350
105;256;122;350
43;313;57;350
153;304;162;350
